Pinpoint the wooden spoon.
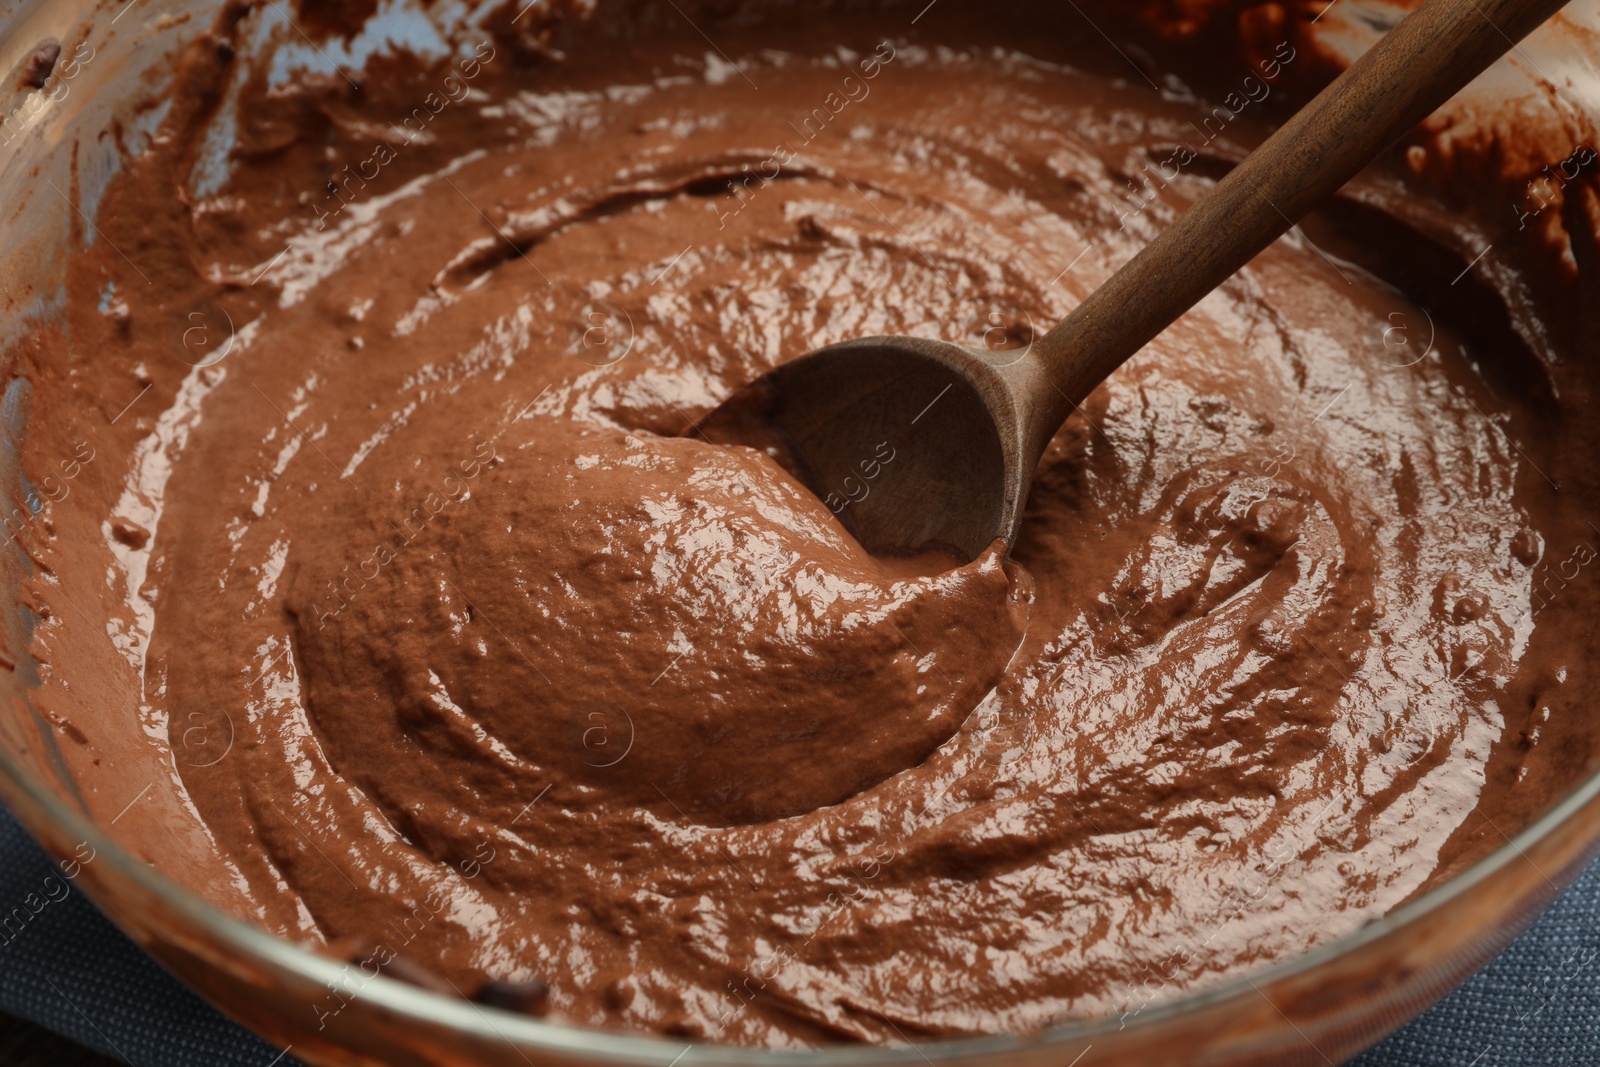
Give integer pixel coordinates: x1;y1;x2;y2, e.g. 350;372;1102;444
694;0;1571;562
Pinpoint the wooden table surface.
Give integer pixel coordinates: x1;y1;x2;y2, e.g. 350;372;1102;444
0;1013;119;1066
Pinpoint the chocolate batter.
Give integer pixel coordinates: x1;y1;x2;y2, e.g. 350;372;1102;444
12;0;1600;1048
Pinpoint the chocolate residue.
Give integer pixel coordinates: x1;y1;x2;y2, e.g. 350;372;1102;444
475;978;554;1016
17;40;60;90
294;0;383;41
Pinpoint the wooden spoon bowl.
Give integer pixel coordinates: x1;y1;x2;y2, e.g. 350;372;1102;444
699;336;1025;561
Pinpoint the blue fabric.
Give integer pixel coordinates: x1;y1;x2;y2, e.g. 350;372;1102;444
2;801;1596;1067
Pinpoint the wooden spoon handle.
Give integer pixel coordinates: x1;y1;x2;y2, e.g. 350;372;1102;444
1030;0;1570;418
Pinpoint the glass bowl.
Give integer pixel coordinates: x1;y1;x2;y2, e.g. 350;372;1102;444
0;1;1597;1064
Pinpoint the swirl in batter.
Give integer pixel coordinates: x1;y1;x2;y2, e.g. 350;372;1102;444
24;0;1591;1048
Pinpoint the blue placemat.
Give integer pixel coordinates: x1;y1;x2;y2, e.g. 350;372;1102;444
2;802;1596;1067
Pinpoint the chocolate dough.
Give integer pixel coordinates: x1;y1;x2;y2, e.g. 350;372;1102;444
14;0;1600;1048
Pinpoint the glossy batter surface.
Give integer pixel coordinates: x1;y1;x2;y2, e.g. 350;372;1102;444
24;0;1588;1047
